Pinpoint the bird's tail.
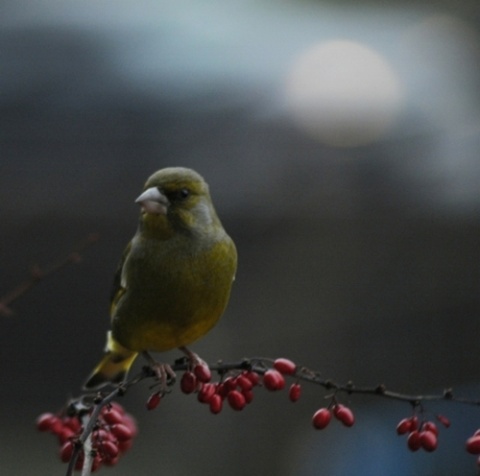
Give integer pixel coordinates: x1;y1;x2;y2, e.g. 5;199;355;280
83;331;138;389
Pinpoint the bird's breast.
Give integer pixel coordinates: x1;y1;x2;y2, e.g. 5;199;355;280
111;233;236;352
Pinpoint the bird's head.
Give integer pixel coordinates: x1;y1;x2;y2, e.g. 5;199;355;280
135;167;221;237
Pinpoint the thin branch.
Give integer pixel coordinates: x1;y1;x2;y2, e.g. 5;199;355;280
246;358;480;407
62;356;480;476
65;386;123;476
80;415;93;476
0;233;99;316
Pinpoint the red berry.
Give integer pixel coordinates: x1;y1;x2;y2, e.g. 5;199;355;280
263;369;285;391
466;436;480;455
146;392;162;410
420;430;438;452
242;389;254;404
312;408;332;430
215;382;228;398
111;423;133;442
109;402;126;415
223;376;238;392
332;403;344;416
407;431;422;452
436;414;451;428
36;413;57;432
59;440;74;463
100;440;119;459
93;429;112;443
236;375;253;391
333;405;355;427
289;383;301;402
180;371;197;394
103;408;125;424
422;421;438;436
92;432;104;446
50;419;65;435
91;455;102;473
118;439;133;453
244;371;261;386
63;417;82;433
409;416;419;431
227;390;246;411
273;358;297;375
193;364;212;383
396;418;412;435
209;394;223;414
197;383;216;403
75;452;85;471
57;427;75;444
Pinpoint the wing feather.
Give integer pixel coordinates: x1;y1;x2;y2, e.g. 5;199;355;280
109;241;131;316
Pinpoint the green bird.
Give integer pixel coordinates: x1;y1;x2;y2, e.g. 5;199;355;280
84;167;237;389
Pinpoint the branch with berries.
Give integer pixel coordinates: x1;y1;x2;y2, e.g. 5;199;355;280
36;356;480;475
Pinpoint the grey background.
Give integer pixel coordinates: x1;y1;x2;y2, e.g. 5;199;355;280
2;1;480;474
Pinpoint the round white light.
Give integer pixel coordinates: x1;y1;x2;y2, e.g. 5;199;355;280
285;40;403;147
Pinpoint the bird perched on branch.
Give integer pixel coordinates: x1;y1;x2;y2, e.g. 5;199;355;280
84;167;237;389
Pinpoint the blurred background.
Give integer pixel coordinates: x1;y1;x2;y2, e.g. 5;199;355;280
1;0;480;474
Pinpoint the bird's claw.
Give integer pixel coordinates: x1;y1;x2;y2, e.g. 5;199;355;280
179;346;207;369
142;352;176;392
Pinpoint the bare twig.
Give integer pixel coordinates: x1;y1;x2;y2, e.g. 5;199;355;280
0;233;99;316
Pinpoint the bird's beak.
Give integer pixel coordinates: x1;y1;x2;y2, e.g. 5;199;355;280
135;187;169;215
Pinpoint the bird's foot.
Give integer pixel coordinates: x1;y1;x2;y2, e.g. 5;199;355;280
142;351;176;393
179;346;212;382
179;346;207;369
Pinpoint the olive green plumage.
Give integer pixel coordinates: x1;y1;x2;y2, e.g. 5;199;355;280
84;167;237;389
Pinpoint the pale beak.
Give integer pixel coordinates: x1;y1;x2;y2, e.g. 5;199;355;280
135;187;169;215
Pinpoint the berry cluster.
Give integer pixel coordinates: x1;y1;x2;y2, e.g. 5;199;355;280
396;414;450;452
146;357;357;437
312;404;355;430
145;358;301;414
40;356;480;473
36;402;137;472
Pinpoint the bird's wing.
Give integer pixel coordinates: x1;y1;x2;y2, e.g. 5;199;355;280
109;241;131;316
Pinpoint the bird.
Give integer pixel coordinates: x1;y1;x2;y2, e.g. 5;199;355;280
84;167;237;389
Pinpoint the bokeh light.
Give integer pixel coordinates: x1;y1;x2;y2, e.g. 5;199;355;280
285;40;404;147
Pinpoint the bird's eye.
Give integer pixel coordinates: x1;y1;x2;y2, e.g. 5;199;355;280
179;188;190;199
167;188;190;201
